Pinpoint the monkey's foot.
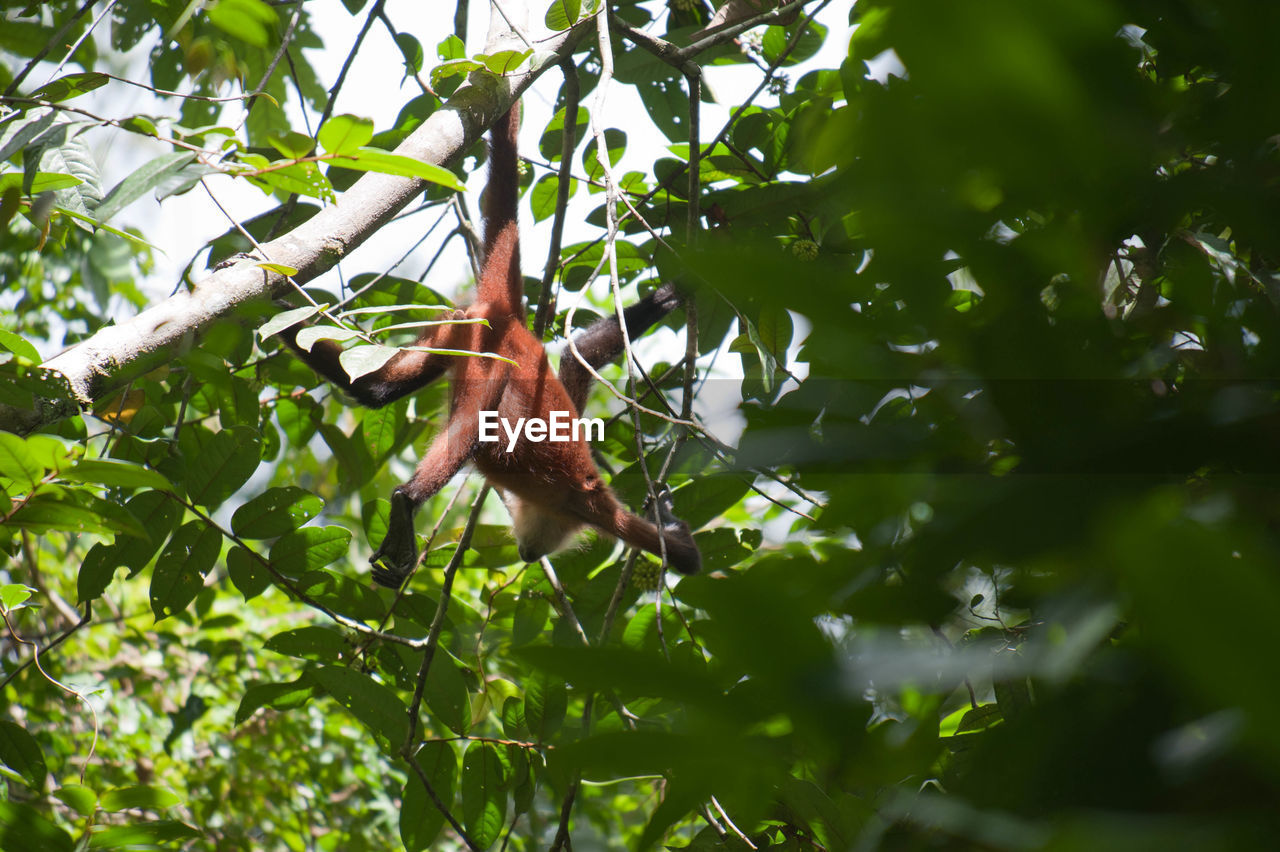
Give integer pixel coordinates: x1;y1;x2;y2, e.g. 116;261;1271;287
646;486;701;575
369;489;419;588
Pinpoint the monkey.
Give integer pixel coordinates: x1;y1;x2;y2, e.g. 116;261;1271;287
277;103;701;588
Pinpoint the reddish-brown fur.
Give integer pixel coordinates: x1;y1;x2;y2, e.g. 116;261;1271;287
280;103;700;586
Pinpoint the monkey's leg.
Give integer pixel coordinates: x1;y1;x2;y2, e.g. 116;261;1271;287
566;484;701;575
369;377;505;587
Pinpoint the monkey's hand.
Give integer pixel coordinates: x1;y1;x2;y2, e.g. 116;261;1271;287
646;485;701;575
369;489;419;588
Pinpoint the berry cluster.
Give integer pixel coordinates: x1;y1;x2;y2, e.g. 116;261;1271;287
791;239;819;261
631;560;665;591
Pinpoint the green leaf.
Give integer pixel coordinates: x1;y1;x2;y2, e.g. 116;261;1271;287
325;147;466;192
763;20;828;66
264;626;349;663
52;785;97;818
227;545;270;601
425;652;471;736
182;426;261;510
206;0;278;48
311;665;409;754
0;107;57;163
737;312;778;394
339;343;399;380
480;49;532;75
0;584;35;612
275;395;322;450
296;325;360;351
31;71;110;103
437;35;466;61
0;171;84;195
0;328;40;362
395;32;425;75
0;802;73;852
150;522;222;621
259;303;325;340
530;173;574;223
582;128;626;183
362;403;400;460
318;114;374;156
296;569;385;621
538;105;589;162
268;526;352;575
95;151;196;222
429;58;483;90
245;158;334;201
461;742;506;849
88;821;200;847
0;431;44;492
235;676;318;724
523;673;566;742
0;721;47;789
78;543;123;604
99;785;182;812
501;697;527;740
52;205;159;249
994;678;1033;721
402;741;458;852
115;491;182;574
512;591;550;647
60;459;172;492
268;130;313;159
545;0;582;30
669;474;749;531
231;486;324;539
256;261;297;276
9;491;147;538
33;126;103;223
777;778;852;851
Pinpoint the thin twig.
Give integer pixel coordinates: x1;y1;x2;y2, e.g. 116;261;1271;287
3;0;97;97
1;603;100;782
404;485;491;745
243;0;307;122
406;754;482;852
0;601;92;692
315;0;387;136
43;0;121;88
539;558;590;646
535;60;581;337
0;96;213;156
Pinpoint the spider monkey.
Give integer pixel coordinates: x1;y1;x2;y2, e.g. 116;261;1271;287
278;103;701;587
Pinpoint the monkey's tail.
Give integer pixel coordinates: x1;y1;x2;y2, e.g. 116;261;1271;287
479;102;522;313
482;103;521;256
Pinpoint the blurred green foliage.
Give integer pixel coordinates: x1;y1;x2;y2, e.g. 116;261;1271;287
4;0;1280;850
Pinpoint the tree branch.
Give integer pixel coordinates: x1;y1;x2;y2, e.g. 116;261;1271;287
16;0;591;433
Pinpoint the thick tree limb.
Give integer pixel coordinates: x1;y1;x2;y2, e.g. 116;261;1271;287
9;1;587;434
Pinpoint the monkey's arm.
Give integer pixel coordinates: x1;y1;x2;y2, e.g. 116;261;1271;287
278;280;680;411
370;370;508;587
558;282;683;412
278;321;455;409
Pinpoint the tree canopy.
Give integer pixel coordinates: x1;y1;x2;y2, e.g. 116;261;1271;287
4;0;1280;850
